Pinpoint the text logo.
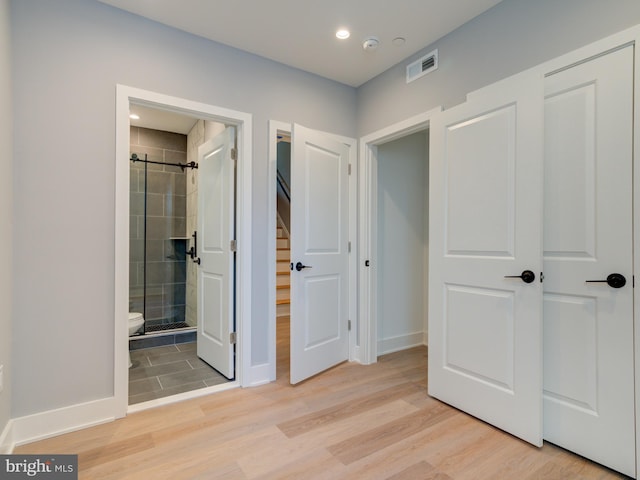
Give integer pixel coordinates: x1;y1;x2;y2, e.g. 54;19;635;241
0;455;77;479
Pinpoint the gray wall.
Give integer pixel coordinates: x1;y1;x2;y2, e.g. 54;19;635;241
10;0;356;417
377;132;428;354
357;0;640;136
0;0;12;441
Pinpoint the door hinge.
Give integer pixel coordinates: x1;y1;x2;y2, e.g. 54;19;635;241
348;164;352;175
348;241;351;253
231;148;237;161
230;239;237;252
348;320;351;331
230;332;237;344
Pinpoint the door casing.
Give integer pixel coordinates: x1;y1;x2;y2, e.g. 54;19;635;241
115;86;253;416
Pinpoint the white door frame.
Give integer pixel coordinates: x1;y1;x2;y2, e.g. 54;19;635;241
358;108;441;365
267;120;357;379
115;85;252;416
358;24;640;474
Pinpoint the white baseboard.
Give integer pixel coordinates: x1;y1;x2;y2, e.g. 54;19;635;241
11;397;116;448
378;332;426;356
0;419;15;454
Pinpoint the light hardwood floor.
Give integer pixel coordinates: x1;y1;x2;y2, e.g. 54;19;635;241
16;317;628;479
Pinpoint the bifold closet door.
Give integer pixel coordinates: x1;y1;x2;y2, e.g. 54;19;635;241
428;69;544;446
542;45;635;477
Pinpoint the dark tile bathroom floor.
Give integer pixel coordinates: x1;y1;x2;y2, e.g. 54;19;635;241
128;341;231;405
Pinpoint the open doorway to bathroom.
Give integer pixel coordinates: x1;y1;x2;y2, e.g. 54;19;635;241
127;105;234;405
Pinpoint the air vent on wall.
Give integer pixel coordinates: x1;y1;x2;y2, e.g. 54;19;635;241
406;49;438;83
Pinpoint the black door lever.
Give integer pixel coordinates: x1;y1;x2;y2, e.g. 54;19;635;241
504;270;535;284
586;273;626;289
295;262;312;272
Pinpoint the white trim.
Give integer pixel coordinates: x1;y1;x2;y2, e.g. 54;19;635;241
358;108;441;364
115;85;253;416
0;419;15;454
10;398;116;447
377;332;426;356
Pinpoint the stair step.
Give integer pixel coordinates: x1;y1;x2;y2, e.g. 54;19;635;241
277;303;290;316
277;261;290;273
277;249;290;261
276;298;290;305
277;238;289;248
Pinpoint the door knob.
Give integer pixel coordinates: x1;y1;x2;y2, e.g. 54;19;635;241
295;262;312;272
586;273;626;289
504;270;535;284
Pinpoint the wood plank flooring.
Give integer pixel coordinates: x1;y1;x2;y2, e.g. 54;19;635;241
16;317;629;479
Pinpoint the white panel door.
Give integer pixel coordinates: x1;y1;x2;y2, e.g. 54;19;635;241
543;46;635;477
290;124;350;384
197;127;236;379
428;70;544;446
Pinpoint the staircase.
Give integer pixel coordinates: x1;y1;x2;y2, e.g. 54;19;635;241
276;224;291;316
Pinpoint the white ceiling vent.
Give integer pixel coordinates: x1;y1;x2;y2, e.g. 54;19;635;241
406;49;438;83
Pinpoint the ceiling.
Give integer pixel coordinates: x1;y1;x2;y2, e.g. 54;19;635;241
99;0;503;87
129;104;199;135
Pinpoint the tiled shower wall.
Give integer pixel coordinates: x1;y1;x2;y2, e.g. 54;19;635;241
185;120;226;327
130;126;188;329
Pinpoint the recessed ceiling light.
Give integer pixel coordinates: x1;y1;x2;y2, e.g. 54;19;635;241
336;29;350;40
129;114;140;120
392;37;406;47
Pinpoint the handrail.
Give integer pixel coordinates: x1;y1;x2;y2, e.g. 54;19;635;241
277;169;290;202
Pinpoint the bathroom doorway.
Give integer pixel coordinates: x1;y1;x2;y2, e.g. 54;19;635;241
127;106;234;404
115;86;253;415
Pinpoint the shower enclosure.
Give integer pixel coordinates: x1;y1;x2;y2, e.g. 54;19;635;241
129;126;196;334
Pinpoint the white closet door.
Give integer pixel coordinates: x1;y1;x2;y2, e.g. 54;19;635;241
543;46;635;477
428;69;544;446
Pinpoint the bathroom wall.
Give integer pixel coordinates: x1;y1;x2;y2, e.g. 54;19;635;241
185;120;225;327
129;126;188;330
0;0;12;447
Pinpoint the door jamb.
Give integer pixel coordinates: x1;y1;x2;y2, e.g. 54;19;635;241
357;108;441;365
267;121;358;378
115;85;253;416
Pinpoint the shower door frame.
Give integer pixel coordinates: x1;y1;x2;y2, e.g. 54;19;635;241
114;85;253;416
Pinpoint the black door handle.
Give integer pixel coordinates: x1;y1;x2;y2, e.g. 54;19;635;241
586;273;626;289
295;262;312;272
504;270;535;284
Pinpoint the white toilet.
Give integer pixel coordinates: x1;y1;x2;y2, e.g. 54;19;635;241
128;312;145;368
